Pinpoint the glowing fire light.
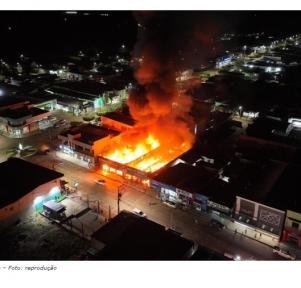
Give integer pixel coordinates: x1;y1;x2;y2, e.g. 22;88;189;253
99;131;191;174
103;134;160;165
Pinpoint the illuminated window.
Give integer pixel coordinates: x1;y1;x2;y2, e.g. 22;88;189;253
102;164;109;171
116;169;123;176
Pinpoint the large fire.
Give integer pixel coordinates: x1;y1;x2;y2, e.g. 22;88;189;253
104;134;159;165
98;129;192;174
94;12;199;180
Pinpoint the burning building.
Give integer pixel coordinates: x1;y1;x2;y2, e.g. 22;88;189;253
94;12;219;184
95;125;193;185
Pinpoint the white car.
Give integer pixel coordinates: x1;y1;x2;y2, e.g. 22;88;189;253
163;201;177;208
95;179;106;185
132;208;146;218
272;246;296;260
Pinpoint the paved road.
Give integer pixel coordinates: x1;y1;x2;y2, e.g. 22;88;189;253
0;110;71;163
27;151;289;260
1;110;296;260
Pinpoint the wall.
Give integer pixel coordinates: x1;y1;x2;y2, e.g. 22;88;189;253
0;179;61;230
26;110;51;125
282;210;301;246
235;196;285;236
101;116;132;132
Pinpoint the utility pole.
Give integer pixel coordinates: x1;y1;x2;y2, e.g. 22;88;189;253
117;189;122;214
170;212;173;229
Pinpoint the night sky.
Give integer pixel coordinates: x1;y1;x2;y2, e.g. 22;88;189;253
0;11;137;62
0;11;300;62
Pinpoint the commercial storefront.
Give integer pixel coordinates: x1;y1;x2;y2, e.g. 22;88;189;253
58;124;118;168
0;106;53;138
151;180;178;203
193;193;208;212
282;210;301;247
235;196;285;238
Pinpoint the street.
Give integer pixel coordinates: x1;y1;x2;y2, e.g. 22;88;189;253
0;110;299;260
27;150;290;260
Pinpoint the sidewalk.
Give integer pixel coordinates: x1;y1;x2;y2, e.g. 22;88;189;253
219;216;280;247
55;151;91;169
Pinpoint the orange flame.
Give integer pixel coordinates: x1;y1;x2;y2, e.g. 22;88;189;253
104;134;160;165
99;127;191;173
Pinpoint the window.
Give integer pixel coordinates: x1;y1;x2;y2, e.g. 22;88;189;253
292;222;299;229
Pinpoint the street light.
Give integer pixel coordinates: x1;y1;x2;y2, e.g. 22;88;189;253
238;106;243;118
18;142;23;151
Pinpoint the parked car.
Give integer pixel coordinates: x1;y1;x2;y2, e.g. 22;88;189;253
163;200;177;208
54;119;68;128
39;144;50;154
95;179;106;185
223;253;242;260
210;219;225;230
272;246;296;260
166;228;182;236
132;208;146;218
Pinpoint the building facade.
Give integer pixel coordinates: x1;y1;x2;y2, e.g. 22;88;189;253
0;158;64;230
282;210;301;247
58;124;118;168
0;106;53;138
235;196;285;238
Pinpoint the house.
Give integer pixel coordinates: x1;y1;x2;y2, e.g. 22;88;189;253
90;211;196;260
0;158;64;229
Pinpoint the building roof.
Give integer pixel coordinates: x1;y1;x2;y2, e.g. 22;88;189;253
54;79;125;97
43;200;65;213
60;124;119;145
0;83;21;95
0;96;29;110
176;166;217;196
0;106;49;120
190;245;231;260
235;160;301;212
24;91;57;104
101;111;136;126
247;117;301;147
203;178;236;208
153;163;236;208
91;211;194;260
47;86;96;101
0;158;63;209
153;163;216;189
237;134;296;163
179;143;233;170
246;161;301;213
262;163;301;213
55;95;81;106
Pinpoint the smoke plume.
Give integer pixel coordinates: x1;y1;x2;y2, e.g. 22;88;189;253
128;12;221;144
